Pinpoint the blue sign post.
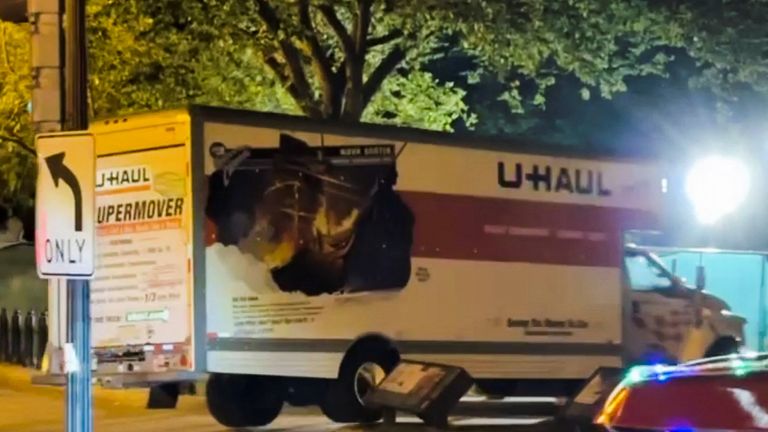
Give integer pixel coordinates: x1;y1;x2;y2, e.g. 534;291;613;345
66;280;92;432
36;133;96;432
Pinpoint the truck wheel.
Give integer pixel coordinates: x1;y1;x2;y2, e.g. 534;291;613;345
206;373;283;428
320;345;398;423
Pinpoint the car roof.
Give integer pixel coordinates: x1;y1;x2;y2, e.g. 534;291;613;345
625;353;768;386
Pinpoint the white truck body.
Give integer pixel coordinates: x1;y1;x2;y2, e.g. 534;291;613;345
202;119;659;381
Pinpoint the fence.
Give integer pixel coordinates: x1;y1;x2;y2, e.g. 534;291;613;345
0;307;47;369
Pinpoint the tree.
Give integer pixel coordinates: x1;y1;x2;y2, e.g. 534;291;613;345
675;0;768;116
87;0;691;128
86;0;299;117
0;21;35;209
85;0;472;131
201;0;688;119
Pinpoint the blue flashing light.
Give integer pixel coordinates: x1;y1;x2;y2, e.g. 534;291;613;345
653;363;668;382
666;418;695;432
731;358;749;377
626;366;646;385
675;365;692;377
668;425;695;432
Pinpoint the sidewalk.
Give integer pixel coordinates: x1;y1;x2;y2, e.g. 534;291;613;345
0;365;216;431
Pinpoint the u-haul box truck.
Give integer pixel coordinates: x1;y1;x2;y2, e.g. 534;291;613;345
42;106;745;427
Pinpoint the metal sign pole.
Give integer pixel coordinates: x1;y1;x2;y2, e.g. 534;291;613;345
63;0;90;430
64;0;88;132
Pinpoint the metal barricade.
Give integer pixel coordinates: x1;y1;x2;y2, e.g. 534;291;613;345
0;307;47;369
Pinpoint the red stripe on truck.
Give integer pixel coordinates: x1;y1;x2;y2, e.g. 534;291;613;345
203;190;657;268
401;191;657;267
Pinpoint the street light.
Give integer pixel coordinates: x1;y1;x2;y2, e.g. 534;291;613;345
685;155;750;225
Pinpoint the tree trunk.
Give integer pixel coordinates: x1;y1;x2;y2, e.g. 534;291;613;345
342;59;365;120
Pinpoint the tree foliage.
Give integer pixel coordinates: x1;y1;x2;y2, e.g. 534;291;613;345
679;0;768;112
0;21;35;208
82;0;694;125
87;0;473;130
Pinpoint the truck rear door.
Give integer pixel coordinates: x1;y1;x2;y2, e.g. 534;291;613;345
89;111;196;381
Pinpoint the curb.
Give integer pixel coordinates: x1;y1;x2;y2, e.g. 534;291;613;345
0;364;210;414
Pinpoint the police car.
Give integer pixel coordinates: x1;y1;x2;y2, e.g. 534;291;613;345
595;352;768;431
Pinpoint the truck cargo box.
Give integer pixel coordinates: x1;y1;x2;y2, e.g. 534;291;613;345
45;106;664;385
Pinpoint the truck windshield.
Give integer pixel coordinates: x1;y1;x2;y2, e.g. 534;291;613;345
624;251;676;291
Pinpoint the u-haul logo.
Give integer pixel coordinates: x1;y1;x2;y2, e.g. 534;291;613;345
96;165;152;191
497;162;612;197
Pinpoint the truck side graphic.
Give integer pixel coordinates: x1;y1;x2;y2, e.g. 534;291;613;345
205;134;414;296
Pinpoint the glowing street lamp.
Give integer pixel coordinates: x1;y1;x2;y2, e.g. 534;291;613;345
685;156;750;225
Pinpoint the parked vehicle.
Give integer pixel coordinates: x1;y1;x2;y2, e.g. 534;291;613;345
596;353;768;431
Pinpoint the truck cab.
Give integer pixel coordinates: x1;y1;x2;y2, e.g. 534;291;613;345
624;245;745;364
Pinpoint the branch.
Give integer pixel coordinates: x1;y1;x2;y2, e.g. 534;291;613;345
367;29;404;47
0;26;14;73
329;1;374;120
265;55;289;82
253;0;281;33
253;0;321;118
0;134;35;156
298;0;336;116
318;3;355;58
331;69;347;118
354;0;373;55
264;56;323;119
362;46;406;107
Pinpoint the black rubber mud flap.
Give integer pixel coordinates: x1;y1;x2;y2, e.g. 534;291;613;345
147;382;180;409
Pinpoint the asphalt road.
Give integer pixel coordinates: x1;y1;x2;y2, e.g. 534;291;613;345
0;366;565;432
0;387;557;432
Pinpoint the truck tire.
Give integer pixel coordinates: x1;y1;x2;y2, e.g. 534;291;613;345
206;373;283;428
320;345;398;423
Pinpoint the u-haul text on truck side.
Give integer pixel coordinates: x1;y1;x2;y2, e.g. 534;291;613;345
41;107;745;428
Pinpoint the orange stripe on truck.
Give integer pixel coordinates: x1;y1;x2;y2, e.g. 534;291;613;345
97;217;182;235
96;184;152;196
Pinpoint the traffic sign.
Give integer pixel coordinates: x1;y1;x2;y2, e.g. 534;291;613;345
35;132;95;278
